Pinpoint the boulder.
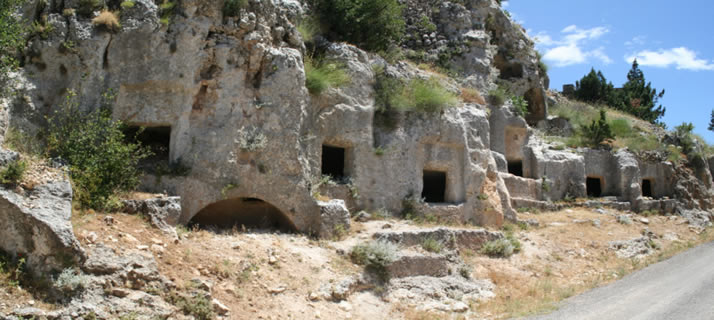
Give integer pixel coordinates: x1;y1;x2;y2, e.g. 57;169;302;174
122;197;181;236
317;199;351;238
0;178;85;275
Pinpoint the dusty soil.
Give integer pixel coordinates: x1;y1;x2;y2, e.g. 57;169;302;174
1;205;711;319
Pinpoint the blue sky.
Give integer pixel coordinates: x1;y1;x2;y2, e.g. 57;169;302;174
504;0;714;142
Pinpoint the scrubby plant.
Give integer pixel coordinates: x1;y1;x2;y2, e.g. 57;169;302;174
54;268;88;294
120;1;135;9
77;0;101;17
223;0;248;17
481;233;521;258
309;0;405;51
296;17;320;43
350;240;398;279
406;77;458;112
511;95;529;117
581;110;614;147
168;291;214;320
31;20;54;40
92;10;121;32
0;159;26;185
0;0;27;84
4;127;43;155
461;87;486;105
158;0;177;25
304;57;349;95
400;195;424;220
488;87;507;106
421;237;443;253
46;90;151;210
609;118;633;138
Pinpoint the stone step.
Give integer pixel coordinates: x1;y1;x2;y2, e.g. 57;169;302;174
373;227;502;251
510;197;564;212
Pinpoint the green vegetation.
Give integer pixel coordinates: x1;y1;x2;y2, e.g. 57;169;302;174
0;159;26;185
304;57;349;95
77;0;101;17
223;0;248;17
511;95;529;117
158;0;177;25
120;1;135;9
581;110;614;147
53;268;88;295
480;235;521;258
350;240;398;279
46;90;150;210
168;291;214;320
573;60;665;123
296;17;320;43
0;0;26;89
373;68;457;113
421;237;444;253
488;87;507;106
309;0;405;51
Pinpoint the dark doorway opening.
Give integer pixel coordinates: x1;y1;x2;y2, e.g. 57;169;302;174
321;145;346;180
508;160;523;177
124;126;171;170
586;177;602;197
642;179;653;197
189;198;296;232
422;170;447;203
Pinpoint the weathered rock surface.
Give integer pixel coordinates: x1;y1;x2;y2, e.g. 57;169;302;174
0;177;85;275
387;276;495;313
374;227;503;251
122;196;181;236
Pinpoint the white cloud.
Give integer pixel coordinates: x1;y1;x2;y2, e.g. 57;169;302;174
535;25;611;67
624;35;646;47
626;47;714;71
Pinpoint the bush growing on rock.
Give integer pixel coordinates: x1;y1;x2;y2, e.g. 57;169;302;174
92;10;121;32
0;159;26;185
309;0;405;51
0;0;26;91
53;268;88;295
373;70;457;113
223;0;248;17
46;90;151;210
481;233;521;258
350;240;398;278
304;57;349;95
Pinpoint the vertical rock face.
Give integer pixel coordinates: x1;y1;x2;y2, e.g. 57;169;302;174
5;0;554;236
0;178;85;274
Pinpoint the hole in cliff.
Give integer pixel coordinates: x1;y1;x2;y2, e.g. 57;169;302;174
59;64;67;75
422;170;446;203
524;87;546;123
124;126;171;169
642;179;653;197
322;145;346;181
586;177;602;197
494;52;523;80
190;198;296;232
507;160;523;177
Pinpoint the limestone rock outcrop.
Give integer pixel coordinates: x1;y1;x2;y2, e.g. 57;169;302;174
0;176;85;275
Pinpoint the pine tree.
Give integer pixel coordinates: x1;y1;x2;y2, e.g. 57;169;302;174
574;68;614;103
617;59;666;123
708;110;714;132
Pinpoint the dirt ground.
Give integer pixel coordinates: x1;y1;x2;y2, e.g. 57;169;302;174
1;205;712;319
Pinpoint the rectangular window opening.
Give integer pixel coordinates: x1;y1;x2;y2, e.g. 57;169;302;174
422;170;447;203
124;126;171;170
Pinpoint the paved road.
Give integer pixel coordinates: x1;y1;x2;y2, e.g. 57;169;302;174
527;241;714;320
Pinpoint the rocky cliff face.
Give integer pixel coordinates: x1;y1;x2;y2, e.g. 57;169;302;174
5;0;552;235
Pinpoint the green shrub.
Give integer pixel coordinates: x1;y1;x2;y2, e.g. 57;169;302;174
46;91;150;210
54;268;88;294
374;74;456;113
4;127;42;156
406;78;458;112
309;0;405;51
223;0;247;17
77;0;101;17
304;57;349;95
623;134;660;153
488;87;507;106
350;240;398;279
609;118;633;138
581;110;614;147
158;0;177;25
511;95;529;117
120;1;135;9
168;291;214;320
297;17;319;43
421;237;443;253
480;233;521;258
0;159;26;185
0;0;27;91
666;145;682;164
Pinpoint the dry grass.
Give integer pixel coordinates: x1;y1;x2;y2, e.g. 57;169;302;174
92;10;120;32
461;87;486;105
471;207;714;319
